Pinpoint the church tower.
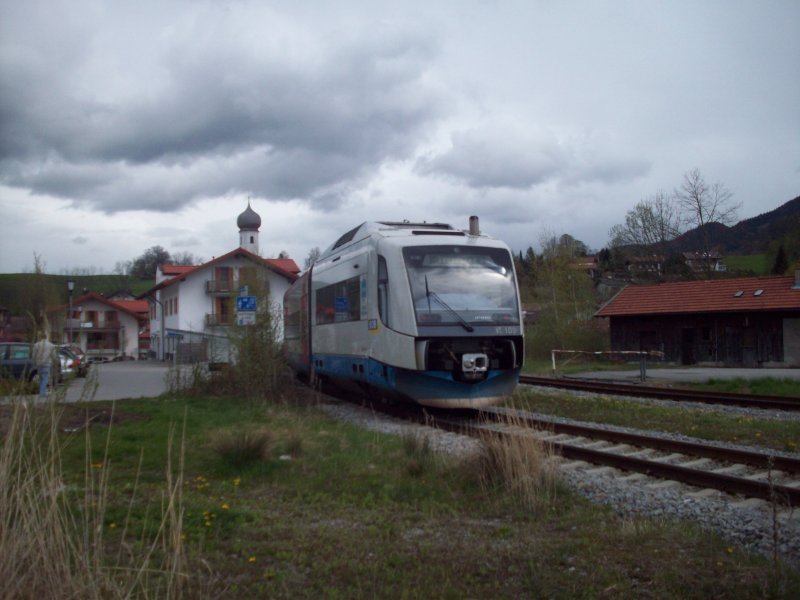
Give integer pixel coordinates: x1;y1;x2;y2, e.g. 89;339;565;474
237;201;261;254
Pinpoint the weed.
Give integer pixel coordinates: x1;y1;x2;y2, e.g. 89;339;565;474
401;429;436;478
208;426;273;468
472;412;559;512
0;397;188;599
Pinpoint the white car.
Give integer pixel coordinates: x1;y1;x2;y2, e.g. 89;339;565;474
58;348;75;379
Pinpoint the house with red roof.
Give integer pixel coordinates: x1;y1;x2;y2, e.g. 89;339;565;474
594;272;800;367
140;203;300;361
48;292;150;360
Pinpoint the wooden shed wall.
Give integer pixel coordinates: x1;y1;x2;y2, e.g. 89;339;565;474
608;312;792;367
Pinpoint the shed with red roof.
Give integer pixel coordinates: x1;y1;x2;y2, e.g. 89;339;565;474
594;272;800;367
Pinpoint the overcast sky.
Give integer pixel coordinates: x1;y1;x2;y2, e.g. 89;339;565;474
1;0;798;274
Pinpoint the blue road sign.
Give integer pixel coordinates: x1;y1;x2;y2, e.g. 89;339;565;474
236;295;257;311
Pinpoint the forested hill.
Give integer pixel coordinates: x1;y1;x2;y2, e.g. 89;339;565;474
671;195;800;254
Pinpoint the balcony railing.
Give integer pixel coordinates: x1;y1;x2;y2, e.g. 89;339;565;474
206;279;243;294
205;314;232;327
76;320;121;331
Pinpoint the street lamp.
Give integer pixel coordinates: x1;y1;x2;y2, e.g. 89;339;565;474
67;279;75;345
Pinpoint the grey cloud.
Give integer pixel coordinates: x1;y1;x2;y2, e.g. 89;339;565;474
416;124;650;190
71;236;88;245
0;4;446;211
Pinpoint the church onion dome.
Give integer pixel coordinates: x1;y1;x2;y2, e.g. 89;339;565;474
237;202;261;230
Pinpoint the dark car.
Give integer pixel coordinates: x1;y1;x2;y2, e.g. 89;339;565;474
0;342;38;381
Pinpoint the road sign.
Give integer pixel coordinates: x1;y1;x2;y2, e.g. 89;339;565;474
236;295;257;311
237;312;256;326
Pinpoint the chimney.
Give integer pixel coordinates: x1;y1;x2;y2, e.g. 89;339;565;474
468;215;480;236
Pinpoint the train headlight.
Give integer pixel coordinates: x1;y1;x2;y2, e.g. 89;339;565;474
462;353;488;380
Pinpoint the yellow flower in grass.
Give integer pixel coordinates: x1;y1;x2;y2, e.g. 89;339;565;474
108;522;116;529
248;556;256;563
91;463;103;469
233;477;241;486
221;502;230;511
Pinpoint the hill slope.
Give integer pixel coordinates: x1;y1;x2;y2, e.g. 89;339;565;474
672;195;800;255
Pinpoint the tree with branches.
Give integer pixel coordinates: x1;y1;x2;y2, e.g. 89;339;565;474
674;168;741;278
130;246;171;279
609;191;682;257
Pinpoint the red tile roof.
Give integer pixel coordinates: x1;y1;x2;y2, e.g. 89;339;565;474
595;275;800;317
62;292;148;321
265;258;301;274
141;248;300;297
161;264;195;276
112;299;150;315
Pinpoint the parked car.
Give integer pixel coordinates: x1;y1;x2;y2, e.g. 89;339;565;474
58;348;75;378
60;344;89;377
0;342;74;385
0;342;38;381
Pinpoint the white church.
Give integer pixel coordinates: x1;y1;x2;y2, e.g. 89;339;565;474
142;202;300;362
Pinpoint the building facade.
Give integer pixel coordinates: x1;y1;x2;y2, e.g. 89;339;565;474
142;203;300;361
50;292;149;360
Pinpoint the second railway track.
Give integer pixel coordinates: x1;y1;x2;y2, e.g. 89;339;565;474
519;374;800;412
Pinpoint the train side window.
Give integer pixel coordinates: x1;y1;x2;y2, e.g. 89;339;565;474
316;275;362;324
378;255;389;326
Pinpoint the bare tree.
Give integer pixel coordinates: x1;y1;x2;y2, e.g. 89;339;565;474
304;246;321;270
113;260;132;276
170;251;203;265
609;191;682;257
674;168;740;277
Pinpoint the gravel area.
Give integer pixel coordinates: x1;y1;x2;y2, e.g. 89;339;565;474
318;399;800;567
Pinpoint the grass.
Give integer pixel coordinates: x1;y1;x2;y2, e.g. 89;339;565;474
687;377;800;398
523;357;641;376
2;393;797;598
511;388;800;453
725;254;768;275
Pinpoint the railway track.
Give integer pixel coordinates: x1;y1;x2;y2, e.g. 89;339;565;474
519;374;800;412
361;399;800;507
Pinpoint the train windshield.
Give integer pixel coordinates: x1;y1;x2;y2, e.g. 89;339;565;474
403;246;519;327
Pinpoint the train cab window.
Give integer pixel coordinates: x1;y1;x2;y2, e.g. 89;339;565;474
378;256;389;326
403;245;519;327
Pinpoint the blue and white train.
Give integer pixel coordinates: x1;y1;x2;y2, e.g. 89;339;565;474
283;218;524;408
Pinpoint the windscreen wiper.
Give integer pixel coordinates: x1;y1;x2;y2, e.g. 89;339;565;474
424;276;474;332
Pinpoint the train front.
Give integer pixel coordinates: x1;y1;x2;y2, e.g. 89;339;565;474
381;236;524;408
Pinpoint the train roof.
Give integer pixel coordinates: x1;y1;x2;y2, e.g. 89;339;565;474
317;219;501;262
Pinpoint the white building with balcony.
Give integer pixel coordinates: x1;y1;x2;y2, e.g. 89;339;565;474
51;292;149;360
141;203;300;361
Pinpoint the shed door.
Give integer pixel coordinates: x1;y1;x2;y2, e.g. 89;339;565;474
681;328;695;365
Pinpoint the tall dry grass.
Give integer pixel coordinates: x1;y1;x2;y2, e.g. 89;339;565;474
0;399;188;600
474;412;560;511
